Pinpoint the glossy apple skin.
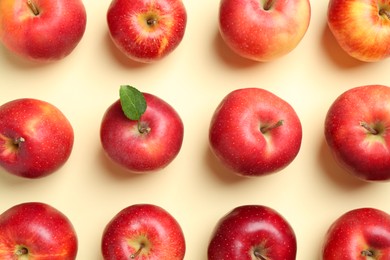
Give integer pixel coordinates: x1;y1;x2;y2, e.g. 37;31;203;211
209;88;302;177
328;0;390;62
0;0;86;62
322;208;390;259
0;98;74;178
107;0;187;63
218;0;310;62
101;204;186;260
100;93;184;173
325;85;390;182
208;205;297;260
0;202;78;259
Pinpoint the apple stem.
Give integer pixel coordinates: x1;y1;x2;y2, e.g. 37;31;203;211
263;0;276;11
361;249;374;257
260;120;284;134
27;0;40;16
254;250;268;260
13;137;25;147
360;122;378;135
130;243;145;259
137;121;151;134
147;18;158;27
379;8;390;20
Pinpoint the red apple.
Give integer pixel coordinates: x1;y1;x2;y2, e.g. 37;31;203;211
322;207;390;259
0;202;78;259
107;0;187;63
100;85;184;173
208;205;297;260
0;98;74;179
101;204;186;259
328;0;390;62
209;88;302;177
324;84;390;182
218;0;311;62
0;0;87;62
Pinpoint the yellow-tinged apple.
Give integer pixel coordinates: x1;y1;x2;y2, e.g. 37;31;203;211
0;0;87;62
218;0;311;62
328;0;390;62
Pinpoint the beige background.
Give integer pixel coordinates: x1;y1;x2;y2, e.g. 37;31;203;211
1;0;390;259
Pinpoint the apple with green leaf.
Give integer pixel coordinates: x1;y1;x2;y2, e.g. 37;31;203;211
101;204;186;259
100;85;184;173
0;0;87;62
325;84;390;181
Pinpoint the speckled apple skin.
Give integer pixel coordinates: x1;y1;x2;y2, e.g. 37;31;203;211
107;0;187;63
100;93;184;173
209;88;302;177
0;202;78;259
0;0;87;62
0;98;74;178
208;205;297;260
101;204;186;260
325;85;390;181
322;207;390;260
218;0;311;61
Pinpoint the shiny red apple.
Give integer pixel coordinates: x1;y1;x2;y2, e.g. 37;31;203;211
325;84;390;181
218;0;311;61
100;85;184;173
208;205;297;260
0;202;78;259
0;0;87;62
107;0;187;63
322;207;390;259
0;98;74;178
101;204;186;259
209;88;302;177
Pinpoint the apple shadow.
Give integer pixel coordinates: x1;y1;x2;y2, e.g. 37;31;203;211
0;166;63;190
204;144;259;184
212;30;264;69
318;138;369;189
97;148;156;180
104;32;151;69
321;24;367;69
0;169;33;185
0;45;55;70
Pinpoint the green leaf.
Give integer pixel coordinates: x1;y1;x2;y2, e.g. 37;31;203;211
119;85;147;121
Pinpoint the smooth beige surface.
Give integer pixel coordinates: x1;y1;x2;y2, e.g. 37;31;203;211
1;1;390;259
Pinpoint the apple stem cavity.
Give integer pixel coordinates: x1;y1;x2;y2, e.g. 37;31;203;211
130;243;145;259
263;0;276;11
147;17;158;27
15;247;28;256
360;122;379;135
27;0;40;16
260;120;284;134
